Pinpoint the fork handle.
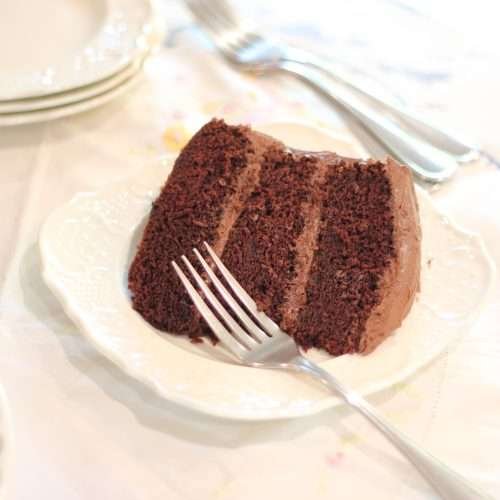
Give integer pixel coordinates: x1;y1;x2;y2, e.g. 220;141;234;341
282;48;478;162
290;356;492;500
278;61;457;183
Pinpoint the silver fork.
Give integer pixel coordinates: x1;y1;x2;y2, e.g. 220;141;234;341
183;0;473;183
172;242;491;500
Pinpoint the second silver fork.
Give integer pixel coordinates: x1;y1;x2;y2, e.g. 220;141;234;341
184;0;477;183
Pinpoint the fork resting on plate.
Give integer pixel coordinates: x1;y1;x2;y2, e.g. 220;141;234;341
172;242;492;500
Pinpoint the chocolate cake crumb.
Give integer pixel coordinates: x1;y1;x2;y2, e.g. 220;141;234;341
293;160;395;355
129;119;254;339
128;119;421;355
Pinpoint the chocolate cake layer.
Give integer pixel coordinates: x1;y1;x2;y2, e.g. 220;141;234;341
293;159;396;355
129;119;270;336
129;119;421;355
221;147;318;325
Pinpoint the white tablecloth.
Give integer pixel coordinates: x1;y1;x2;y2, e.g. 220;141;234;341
1;1;499;498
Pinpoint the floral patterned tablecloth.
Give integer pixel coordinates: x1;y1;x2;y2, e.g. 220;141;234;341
0;1;499;498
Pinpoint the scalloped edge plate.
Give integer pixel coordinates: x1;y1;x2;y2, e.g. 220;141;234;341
0;66;143;127
0;50;147;114
0;0;153;100
39;122;495;420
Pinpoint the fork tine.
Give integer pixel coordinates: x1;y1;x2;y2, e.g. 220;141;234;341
180;255;258;349
199;0;239;30
185;0;215;28
186;0;251;56
185;0;220;36
185;0;263;61
193;248;269;342
204;242;282;335
200;0;259;53
171;261;247;359
185;0;232;37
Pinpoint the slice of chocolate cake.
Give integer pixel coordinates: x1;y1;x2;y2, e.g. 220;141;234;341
128;119;421;355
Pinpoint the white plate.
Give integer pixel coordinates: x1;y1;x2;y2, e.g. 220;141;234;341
0;67;143;127
0;51;148;114
39;123;495;420
0;0;152;100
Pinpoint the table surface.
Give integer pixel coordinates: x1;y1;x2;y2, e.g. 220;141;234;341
0;1;499;498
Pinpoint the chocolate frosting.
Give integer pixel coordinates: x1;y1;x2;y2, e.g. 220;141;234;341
239;134;422;354
360;158;421;352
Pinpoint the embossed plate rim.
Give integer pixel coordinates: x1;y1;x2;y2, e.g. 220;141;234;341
39;122;495;420
0;0;153;100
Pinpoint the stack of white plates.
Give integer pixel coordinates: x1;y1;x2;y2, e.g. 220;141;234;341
0;0;155;126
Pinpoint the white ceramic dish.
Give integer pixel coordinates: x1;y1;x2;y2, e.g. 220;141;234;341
0;52;147;114
0;68;143;127
0;0;152;100
39;123;495;420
